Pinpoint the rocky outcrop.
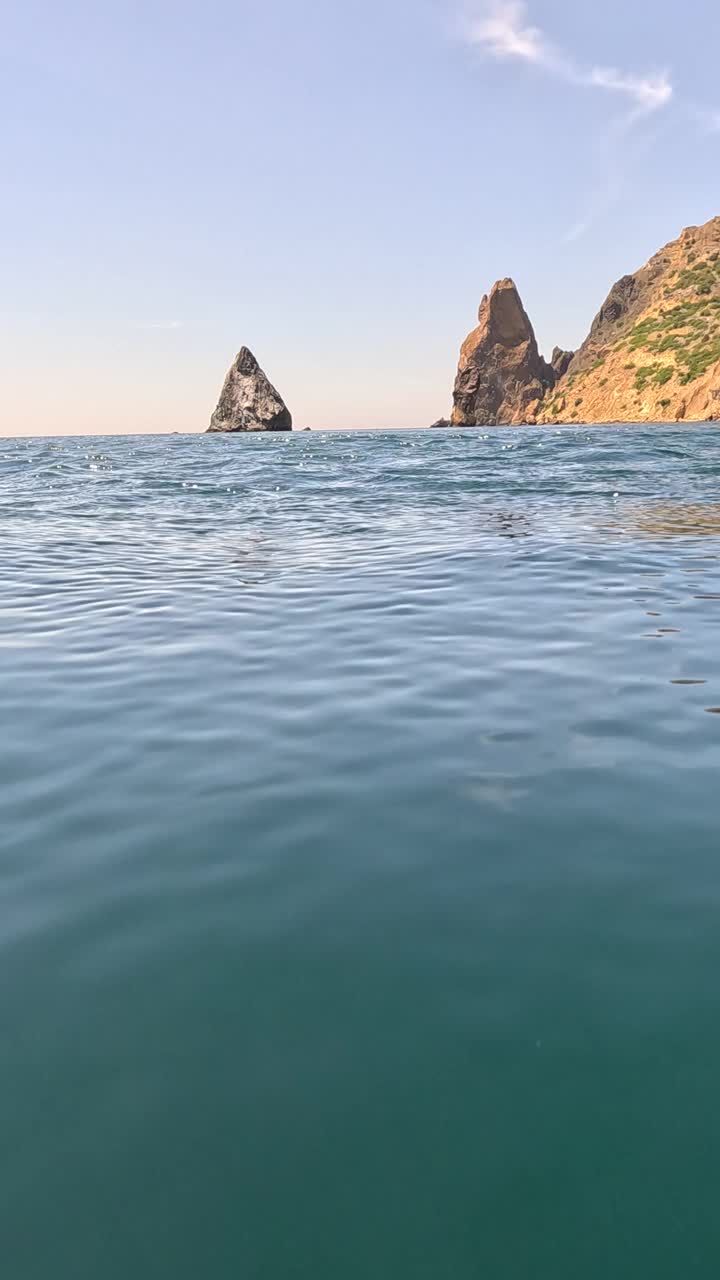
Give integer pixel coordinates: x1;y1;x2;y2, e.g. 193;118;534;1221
541;216;720;423
208;347;292;433
451;279;555;426
551;347;574;379
430;417;452;429
449;216;720;427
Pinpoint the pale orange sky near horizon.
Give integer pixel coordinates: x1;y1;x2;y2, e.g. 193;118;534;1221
1;324;459;435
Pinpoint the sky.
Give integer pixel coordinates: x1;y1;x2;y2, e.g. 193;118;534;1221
2;0;720;434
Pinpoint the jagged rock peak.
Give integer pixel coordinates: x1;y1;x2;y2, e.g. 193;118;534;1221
551;347;574;379
478;278;534;343
207;347;292;433
451;279;554;426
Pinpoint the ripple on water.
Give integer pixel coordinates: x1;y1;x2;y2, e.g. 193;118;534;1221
3;426;720;1276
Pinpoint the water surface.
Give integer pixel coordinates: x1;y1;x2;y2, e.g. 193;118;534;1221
3;427;720;1277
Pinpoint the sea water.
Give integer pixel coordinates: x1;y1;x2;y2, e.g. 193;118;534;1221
3;427;720;1277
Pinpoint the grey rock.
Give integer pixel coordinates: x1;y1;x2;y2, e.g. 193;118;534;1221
430;418;452;429
566;274;645;376
589;274;639;337
551;347;574;379
208;347;292;433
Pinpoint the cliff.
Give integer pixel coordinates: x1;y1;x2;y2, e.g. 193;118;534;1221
451;216;720;426
208;347;292;433
452;279;554;426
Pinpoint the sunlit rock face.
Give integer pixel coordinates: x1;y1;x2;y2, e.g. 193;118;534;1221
208;348;292;433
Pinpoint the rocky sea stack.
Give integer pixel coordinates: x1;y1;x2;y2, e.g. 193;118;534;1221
450;216;720;426
452;278;555;427
208;347;292;433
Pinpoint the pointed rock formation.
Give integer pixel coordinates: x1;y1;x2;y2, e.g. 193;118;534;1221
208;347;292;433
551;347;574;379
451;279;555;426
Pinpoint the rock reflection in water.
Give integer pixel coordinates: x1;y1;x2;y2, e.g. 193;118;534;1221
611;503;720;537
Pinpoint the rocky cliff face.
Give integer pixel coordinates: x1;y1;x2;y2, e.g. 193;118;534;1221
451;279;555;426
551;347;574;379
542;217;720;424
451;216;720;426
208;347;292;433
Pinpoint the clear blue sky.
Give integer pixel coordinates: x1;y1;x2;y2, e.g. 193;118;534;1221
2;0;719;433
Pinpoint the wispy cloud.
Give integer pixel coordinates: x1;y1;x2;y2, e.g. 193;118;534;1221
467;0;547;64
587;67;673;116
459;2;676;239
463;1;672;117
143;320;183;331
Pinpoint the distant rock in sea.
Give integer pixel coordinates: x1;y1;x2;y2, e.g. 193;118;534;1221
451;279;555;427
448;215;720;426
430;418;452;429
208;347;292;433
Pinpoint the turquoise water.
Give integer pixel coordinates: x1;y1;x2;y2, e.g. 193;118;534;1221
4;427;720;1277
